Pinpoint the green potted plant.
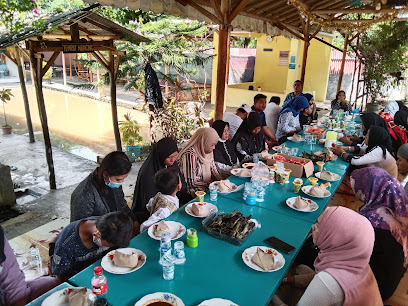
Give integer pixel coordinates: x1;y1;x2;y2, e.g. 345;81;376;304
0;88;13;135
119;112;143;162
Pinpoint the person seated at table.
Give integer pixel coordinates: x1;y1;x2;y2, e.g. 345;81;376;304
52;211;133;281
272;206;382;306
394;110;408;140
251;94;278;145
264;96;282;136
139;168;182;233
70;151;140;234
299;93;317;128
131;137;191;223
212;120;239;178
209;104;251;140
381;100;399;117
332;126;398;179
177;127;222;196
339;112;386;146
351;167;407;301
397;143;408;188
282;80;303;108
379;111;407;155
331;90;352;113
275;96;311;144
232;112;267;162
0;226;59;305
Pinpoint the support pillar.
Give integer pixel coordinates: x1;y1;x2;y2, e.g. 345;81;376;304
29;45;57;190
214;25;231;120
15;46;34;143
109;52;122;151
300;20;310;84
337;32;349;93
62;52;67;86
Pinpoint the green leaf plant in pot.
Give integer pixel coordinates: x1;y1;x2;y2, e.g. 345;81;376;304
119;112;143;162
0;88;13;135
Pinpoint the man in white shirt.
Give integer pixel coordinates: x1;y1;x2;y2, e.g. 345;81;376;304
264;96;281;136
219;104;251;140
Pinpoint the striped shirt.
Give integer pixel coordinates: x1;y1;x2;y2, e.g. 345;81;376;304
177;147;222;196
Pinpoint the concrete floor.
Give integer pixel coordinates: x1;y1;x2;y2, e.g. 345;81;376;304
0;133;142;239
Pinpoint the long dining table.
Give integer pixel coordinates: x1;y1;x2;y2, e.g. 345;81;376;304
29;129;353;306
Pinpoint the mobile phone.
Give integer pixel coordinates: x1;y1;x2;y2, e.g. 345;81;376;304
264;236;295;254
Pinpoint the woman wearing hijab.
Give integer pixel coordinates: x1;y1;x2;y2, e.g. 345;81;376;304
211;120;239;178
273;207;382;306
383;100;399;117
299;93;318;128
331;90;352;113
394;110;408;139
275;96;310;143
131;137;191;222
340;112;387;146
332;126;398;178
232;112;267;162
177;128;222;196
0;227;59;305
379;112;407;154
71;151;140;233
351;167;408;300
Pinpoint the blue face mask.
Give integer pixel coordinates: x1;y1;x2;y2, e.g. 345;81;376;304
105;177;122;189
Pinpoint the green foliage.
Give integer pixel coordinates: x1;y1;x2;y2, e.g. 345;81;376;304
37;0;86;12
153;99;207;145
359;22;408;100
0;0;37;31
119;112;143;146
96;6;159;25
42;62;53;80
0;88;13;127
231;37;257;48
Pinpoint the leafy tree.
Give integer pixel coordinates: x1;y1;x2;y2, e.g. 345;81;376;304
0;0;37;31
359;22;408;100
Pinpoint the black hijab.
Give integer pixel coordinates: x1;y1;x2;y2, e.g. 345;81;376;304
131;137;190;222
394;110;408;130
232;112;265;161
212;120;238;166
0;227;5;265
367;126;394;159
361;112;386;136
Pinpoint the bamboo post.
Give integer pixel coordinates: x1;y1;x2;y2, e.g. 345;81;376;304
29;47;57;189
69;54;72;79
337;32;349;93
300;19;310;84
61;52;67;86
21;52;26;79
15;46;35;143
109;52;122;151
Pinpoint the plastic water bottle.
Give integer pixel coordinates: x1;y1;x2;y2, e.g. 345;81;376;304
29;247;42;269
161;250;175;280
91;266;108;297
159;232;171;263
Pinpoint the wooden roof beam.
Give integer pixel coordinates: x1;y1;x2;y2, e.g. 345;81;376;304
229;0;252;22
77;25;98;36
312;7;395;14
265;5;296;19
276;22;304;41
253;0;285;14
209;0;223;23
246;0;269;11
311;0;345;10
83;18;122;36
42;34;121;40
177;0;222;24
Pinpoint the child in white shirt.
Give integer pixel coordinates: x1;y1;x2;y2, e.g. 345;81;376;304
140;167;182;232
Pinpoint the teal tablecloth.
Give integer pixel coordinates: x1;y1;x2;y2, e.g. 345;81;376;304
66;135;351;306
27;282;72;306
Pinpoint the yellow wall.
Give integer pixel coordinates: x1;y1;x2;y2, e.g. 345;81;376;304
211;31;333;107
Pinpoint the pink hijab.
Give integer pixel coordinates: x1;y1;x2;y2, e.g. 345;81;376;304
314;207;382;306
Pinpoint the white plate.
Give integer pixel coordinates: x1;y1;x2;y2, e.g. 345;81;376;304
243;162;257;169
230;168;251;177
135;292;184;306
315;171;341;181
185;202;218;218
147;221;186;240
210;181;243;194
287;136;303;142
198;298;238;306
286;197;318;212
242;246;285;272
101;248;146;274
42;287;92;306
301;185;331;198
272;145;286;151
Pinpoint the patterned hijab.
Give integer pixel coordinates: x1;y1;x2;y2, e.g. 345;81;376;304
350;167;408;267
384;100;399;117
379;112;407;145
